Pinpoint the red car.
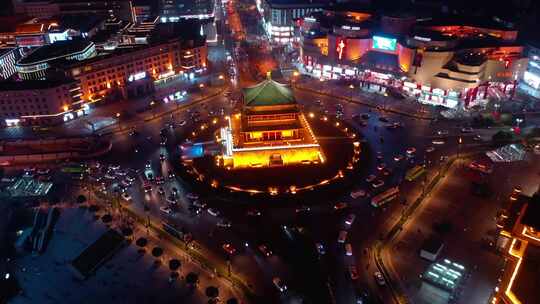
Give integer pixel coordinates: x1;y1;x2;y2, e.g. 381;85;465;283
222;243;236;255
333;202;348;210
349;266;359;280
258;244;273;257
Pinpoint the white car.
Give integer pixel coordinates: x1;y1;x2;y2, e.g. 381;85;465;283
186;193;199;200
461;127;473;133
432;139;446;145
350;189;366;199
345;243;353;256
372;180;385;188
121;192;132;202
272;277;287;292
179;120;187;126
406;147;416;156
345;214;356;225
426;146;435;153
393;154;404;162
365;174;377;183
160;206;173;214
207;208;220;217
374;271;386;286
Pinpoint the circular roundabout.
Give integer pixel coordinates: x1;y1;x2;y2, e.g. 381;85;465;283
178;112;363;199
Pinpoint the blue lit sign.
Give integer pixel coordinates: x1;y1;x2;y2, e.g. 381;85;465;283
372;36;397;52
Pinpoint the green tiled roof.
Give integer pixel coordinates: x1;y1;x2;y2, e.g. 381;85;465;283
243;79;296;106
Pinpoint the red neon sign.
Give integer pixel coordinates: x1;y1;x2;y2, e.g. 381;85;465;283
336;38;346;60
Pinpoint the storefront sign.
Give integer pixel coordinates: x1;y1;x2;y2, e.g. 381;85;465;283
336;38;346;60
372;36;397;52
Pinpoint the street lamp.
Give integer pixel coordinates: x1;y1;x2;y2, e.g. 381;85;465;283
349;84;355;101
457;137;463;162
116;112;121;130
149;100;156;118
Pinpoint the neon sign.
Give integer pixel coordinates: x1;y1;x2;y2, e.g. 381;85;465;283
128;72;146;82
336;38;346;60
372;36;397;51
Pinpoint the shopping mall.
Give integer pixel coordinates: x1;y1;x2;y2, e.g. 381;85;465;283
298;7;528;109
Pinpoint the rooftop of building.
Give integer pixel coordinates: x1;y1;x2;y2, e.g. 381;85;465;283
149;20;207;45
243;77;296;107
512;244;540;304
0;78;75;91
17;39;94;65
264;0;330;8
521;193;540;230
52;14;106;33
416;14;516;31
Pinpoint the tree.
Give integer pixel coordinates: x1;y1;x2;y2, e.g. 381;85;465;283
186;272;199;286
205;286;219;300
76;195;87;205
226;298;239;304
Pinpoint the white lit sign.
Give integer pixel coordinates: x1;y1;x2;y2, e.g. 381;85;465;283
413;36;431;42
128;72;146;82
524;71;540;90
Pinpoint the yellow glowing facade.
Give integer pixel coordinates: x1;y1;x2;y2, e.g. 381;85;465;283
219;78;324;169
492;195;540;304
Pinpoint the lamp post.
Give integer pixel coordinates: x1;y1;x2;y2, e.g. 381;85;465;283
116;112;121;130
149;100;156;119
457;136;463;162
349;84;355;101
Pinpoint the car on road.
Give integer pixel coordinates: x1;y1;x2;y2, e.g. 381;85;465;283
350;189;366;199
121;192;132;202
143;182;152;193
382;168;392;176
178;120;187;127
129;130;138;136
472;134;482;142
406;147;416;156
168;170;175;179
192;200;207;209
374;271;386;286
222;243;236;255
37;168;50;175
345;243;353;256
145;161;152;169
372;180;385;188
432;139;446;145
461;127;473;133
166;195;177;204
159;154;165;162
160;206;173;215
394;154;404;162
104;173;116;180
272;277;287;292
345;214;356;225
376;163;387;171
426;146;435;153
186;193;199;200
315;242;326;255
155;176;165;184
295;205;311;213
338;230;348;243
333;202;348;210
258;244;273;257
160;137;167;146
207;208;220;217
366;174;377;183
436;130;449;136
349;266;359;280
246;208;262;217
378;116;389;122
158;187;165;195
217;219;232;228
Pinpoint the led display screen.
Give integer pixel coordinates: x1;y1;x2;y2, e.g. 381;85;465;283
372;36;397;51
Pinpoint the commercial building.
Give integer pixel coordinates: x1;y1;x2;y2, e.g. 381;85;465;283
0;15;106;48
219;75;324;169
64;22;207;101
159;0;215;20
12;0;135;22
0;48;24;80
257;0;329;43
15;39;97;80
299;8;528;109
0;77;84;127
493;191;540;304
518;41;540;99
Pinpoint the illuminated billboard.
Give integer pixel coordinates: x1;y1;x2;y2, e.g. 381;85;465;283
372;36;397;52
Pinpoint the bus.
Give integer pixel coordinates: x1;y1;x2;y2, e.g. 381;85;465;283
405;165;425;181
371;187;399;207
